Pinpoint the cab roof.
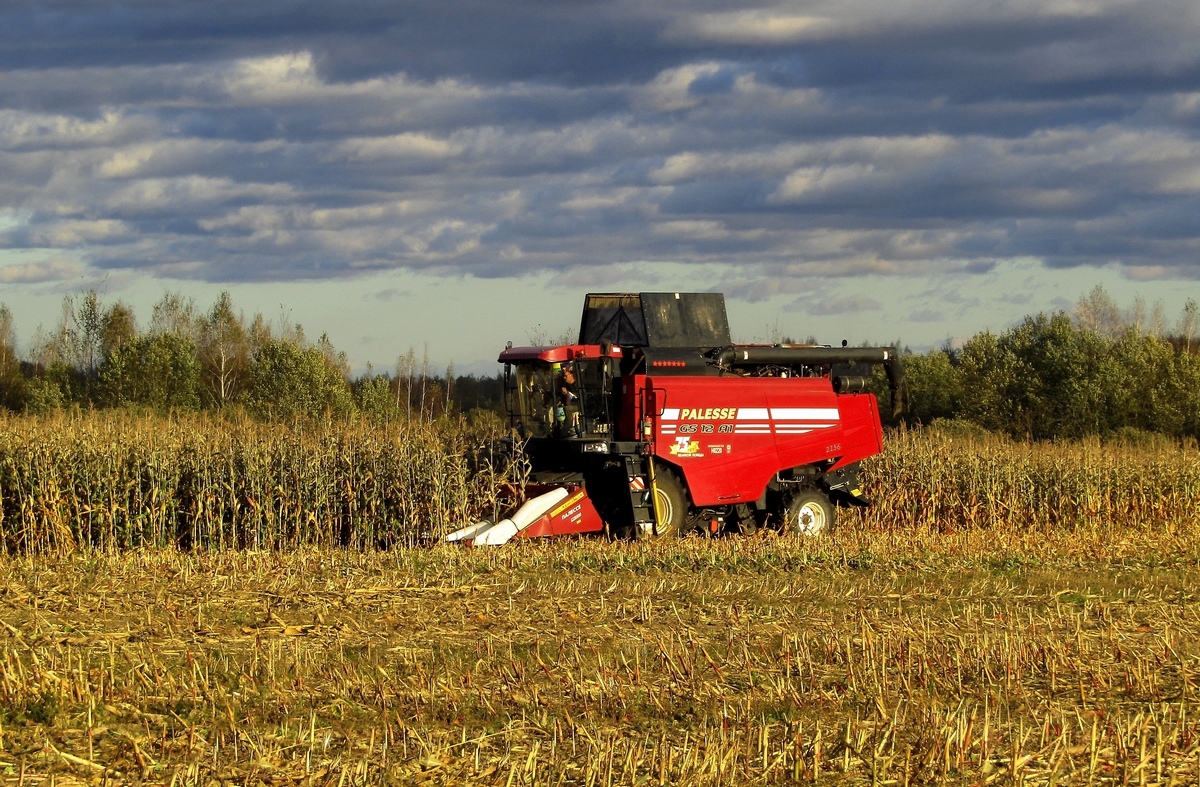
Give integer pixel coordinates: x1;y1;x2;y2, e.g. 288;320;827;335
498;344;624;364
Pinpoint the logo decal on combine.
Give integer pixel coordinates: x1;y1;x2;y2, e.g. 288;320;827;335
679;407;736;420
550;490;587;518
550;490;587;523
670;436;703;456
660;406;840;435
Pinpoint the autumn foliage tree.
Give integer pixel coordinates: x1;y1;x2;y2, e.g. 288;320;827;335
243;339;352;421
198;291;249;409
98;333;201;413
895;287;1200;440
0;306;25;411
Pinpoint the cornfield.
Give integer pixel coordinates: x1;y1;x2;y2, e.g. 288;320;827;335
847;426;1200;532
2;413;1198;553
0;411;516;553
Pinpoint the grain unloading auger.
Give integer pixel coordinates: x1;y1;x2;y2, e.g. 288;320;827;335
446;292;907;546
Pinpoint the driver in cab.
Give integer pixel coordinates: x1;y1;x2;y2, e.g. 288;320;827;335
555;364;581;436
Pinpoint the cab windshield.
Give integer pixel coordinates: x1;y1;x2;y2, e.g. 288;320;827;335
510;359;610;439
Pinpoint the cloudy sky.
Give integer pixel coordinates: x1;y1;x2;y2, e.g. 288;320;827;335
3;0;1200;373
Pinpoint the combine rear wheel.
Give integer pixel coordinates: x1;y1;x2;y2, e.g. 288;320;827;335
650;465;688;538
782;490;836;536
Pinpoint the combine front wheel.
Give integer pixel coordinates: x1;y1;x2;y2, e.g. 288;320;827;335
782;490;837;536
650;466;688;538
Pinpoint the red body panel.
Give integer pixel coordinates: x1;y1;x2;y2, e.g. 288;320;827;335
619;372;647;439
643;375;882;507
826;393;884;470
513;484;606;539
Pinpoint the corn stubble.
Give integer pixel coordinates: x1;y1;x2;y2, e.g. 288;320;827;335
0;537;1198;786
0;415;1198;784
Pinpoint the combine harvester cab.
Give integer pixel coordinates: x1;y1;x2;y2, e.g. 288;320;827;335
445;292;906;545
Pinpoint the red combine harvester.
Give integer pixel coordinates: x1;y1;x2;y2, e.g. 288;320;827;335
447;292;906;545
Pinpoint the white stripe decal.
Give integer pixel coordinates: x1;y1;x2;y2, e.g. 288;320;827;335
662;408;680;421
770;408;840;421
737;408;769;420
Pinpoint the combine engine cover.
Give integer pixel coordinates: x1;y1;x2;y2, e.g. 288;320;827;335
646;375;882;508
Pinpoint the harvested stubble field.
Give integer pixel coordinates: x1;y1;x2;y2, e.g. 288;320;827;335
1;414;1200;785
0;530;1198;786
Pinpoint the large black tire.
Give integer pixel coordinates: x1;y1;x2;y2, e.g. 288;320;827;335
781;490;837;536
650;466;689;538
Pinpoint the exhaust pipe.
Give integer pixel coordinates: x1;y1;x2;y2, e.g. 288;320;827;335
710;345;909;418
885;356;909;419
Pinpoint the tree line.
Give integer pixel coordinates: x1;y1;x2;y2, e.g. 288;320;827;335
889;287;1200;441
0;291;503;421
2;286;1199;441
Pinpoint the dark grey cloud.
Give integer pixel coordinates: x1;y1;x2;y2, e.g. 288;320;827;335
0;1;678;85
1;0;1199;297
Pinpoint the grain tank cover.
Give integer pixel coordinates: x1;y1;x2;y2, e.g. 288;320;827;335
578;292;731;349
578;294;648;347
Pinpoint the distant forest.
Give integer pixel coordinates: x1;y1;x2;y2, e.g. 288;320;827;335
890;287;1200;441
0;290;503;422
1;286;1198;442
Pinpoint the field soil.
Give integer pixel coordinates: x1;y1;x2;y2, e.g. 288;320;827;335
0;526;1197;785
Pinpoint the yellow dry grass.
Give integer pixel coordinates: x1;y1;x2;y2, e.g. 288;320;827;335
0;527;1197;785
